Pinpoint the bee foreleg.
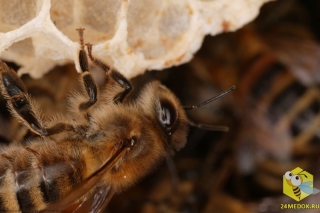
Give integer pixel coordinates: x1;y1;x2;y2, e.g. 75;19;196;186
0;61;73;136
78;72;98;111
110;70;132;104
76;28;98;112
86;43;132;104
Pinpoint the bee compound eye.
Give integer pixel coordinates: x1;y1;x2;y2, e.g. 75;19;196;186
284;171;293;180
291;175;302;186
159;100;176;131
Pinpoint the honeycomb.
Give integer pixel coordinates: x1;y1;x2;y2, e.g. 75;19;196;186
0;0;271;78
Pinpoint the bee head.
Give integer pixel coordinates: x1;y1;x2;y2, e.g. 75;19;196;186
138;81;189;152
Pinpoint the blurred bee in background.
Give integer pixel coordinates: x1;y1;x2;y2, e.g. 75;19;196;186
192;0;320;208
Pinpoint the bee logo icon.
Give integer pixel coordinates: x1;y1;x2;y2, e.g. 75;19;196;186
283;167;320;201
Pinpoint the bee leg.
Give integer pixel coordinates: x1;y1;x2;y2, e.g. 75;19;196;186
0;61;73;136
76;28;98;112
86;43;132;104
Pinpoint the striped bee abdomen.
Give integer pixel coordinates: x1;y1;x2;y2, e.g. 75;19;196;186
0;140;89;212
293;186;301;199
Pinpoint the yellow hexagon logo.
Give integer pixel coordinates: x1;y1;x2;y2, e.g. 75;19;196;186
283;167;319;201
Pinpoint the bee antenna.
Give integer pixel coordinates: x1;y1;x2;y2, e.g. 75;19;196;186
184;86;235;132
183;85;236;111
188;120;229;132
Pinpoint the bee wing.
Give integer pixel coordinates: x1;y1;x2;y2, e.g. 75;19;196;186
300;181;312;187
61;185;115;213
87;186;115;213
299;182;315;195
312;188;320;194
301;182;320;194
43;145;126;212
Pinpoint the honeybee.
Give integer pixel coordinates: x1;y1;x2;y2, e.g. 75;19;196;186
284;170;320;200
0;29;233;212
